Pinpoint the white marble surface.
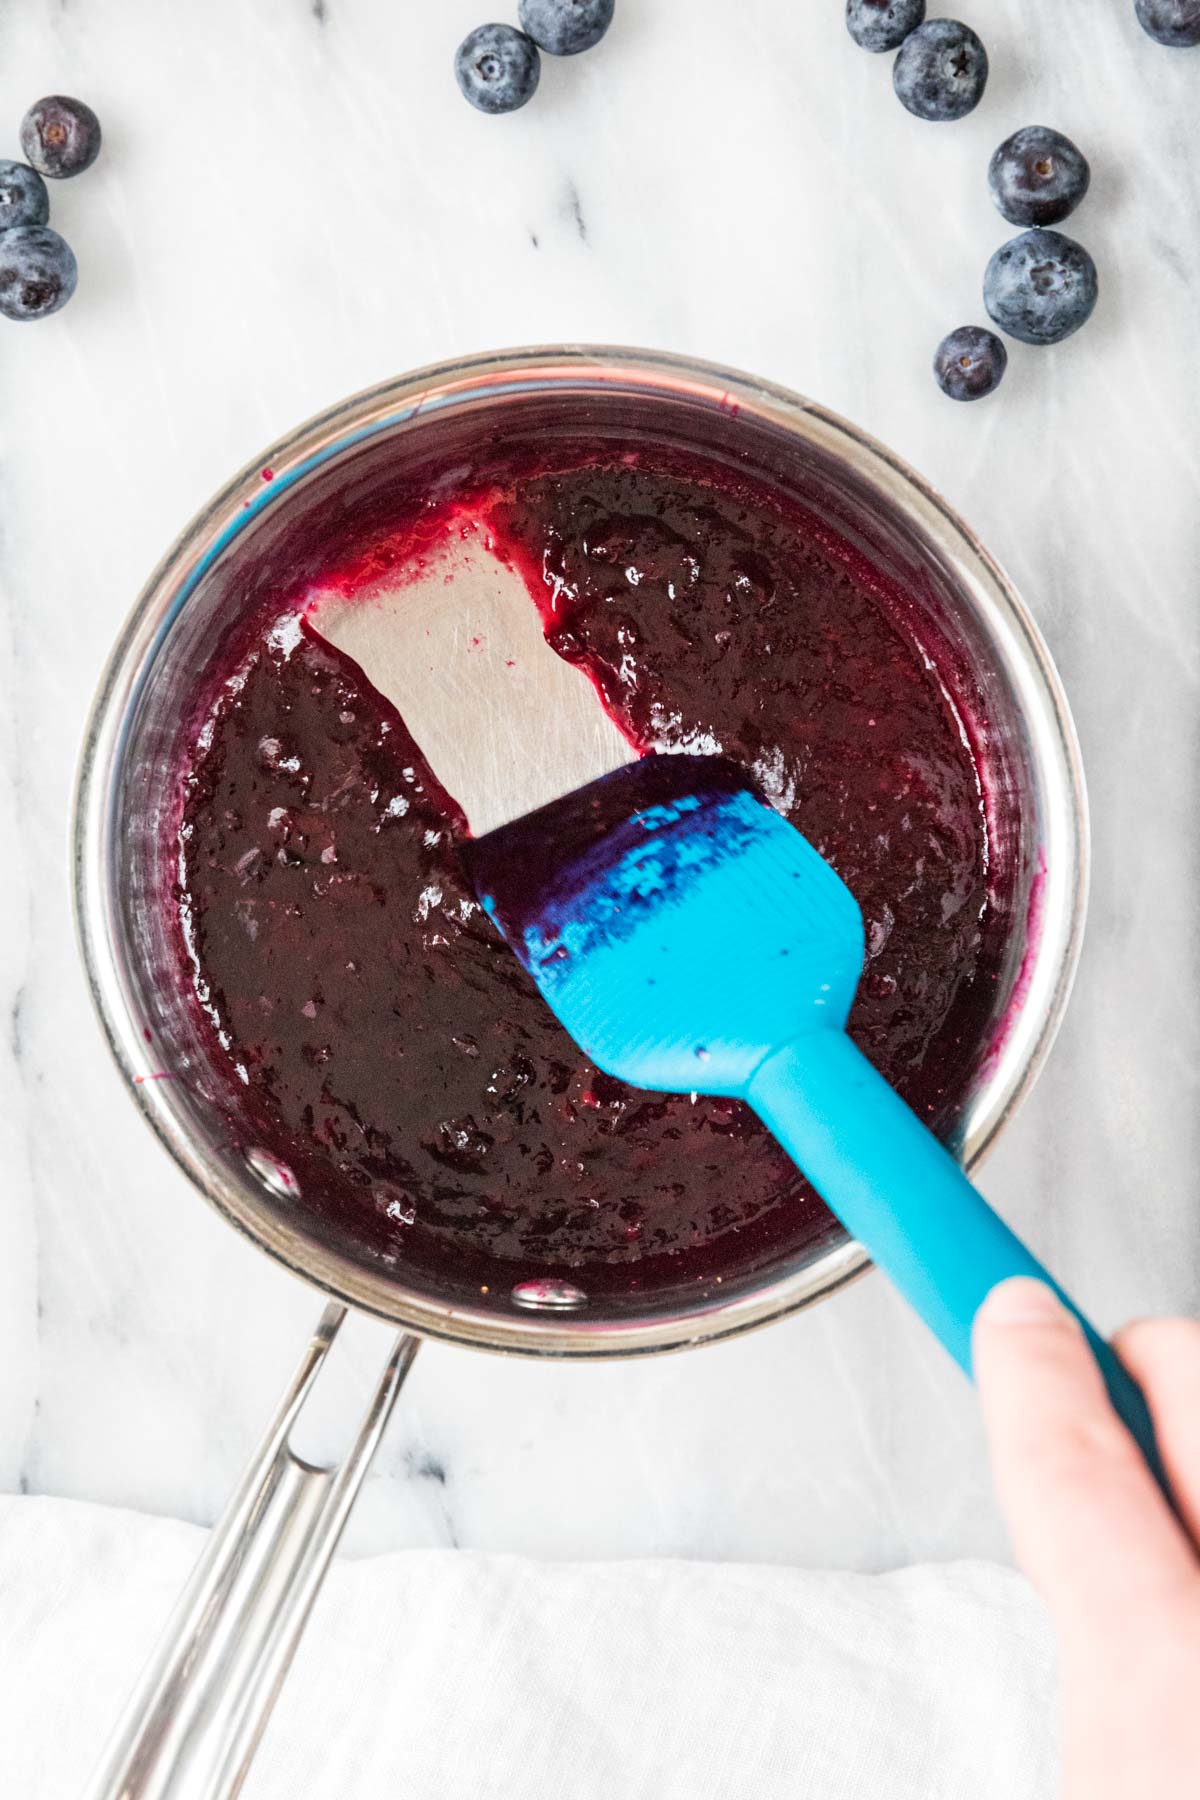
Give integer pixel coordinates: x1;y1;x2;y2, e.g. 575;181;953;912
1;0;1198;1569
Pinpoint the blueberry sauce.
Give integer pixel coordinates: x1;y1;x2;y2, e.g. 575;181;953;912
173;449;1007;1301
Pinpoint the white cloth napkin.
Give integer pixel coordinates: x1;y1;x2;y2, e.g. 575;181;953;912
0;1495;1058;1798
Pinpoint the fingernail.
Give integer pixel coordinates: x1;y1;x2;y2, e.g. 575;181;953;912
978;1278;1069;1328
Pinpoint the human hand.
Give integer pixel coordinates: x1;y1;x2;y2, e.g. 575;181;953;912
975;1278;1200;1799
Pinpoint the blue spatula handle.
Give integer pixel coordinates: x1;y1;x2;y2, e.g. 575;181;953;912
748;1031;1168;1495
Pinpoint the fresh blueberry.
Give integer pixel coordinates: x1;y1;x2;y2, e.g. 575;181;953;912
518;0;615;56
984;230;1098;346
846;0;925;53
893;19;988;120
1135;0;1200;45
988;127;1090;228
933;326;1007;401
20;95;102;179
0;161;49;232
0;225;77;321
456;24;541;113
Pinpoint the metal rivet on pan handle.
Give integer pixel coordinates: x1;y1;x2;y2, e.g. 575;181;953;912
511;1279;589;1311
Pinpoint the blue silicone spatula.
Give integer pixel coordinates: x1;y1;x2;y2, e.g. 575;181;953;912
464;752;1168;1494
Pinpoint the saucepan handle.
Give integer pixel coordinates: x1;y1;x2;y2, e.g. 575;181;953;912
81;1303;419;1800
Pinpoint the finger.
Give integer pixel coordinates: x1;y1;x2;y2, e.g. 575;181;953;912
973;1279;1198;1638
1113;1318;1200;1547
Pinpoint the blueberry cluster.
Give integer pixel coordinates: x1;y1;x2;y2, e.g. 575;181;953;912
846;5;988;120
933;126;1096;402
456;1;614;114
0;96;100;323
845;6;1196;400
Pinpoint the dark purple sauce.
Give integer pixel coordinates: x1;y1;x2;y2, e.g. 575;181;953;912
173;449;1005;1300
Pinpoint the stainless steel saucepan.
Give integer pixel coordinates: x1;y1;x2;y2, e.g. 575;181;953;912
73;346;1088;1800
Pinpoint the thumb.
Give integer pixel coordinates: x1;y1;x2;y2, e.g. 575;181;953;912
974;1278;1196;1640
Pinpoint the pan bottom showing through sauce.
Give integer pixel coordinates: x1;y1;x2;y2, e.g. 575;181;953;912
172;444;1015;1303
